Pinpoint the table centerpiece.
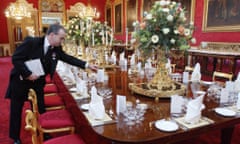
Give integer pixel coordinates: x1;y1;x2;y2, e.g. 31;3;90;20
129;0;196;99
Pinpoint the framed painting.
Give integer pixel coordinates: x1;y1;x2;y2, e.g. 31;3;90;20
202;0;240;32
106;4;112;27
141;0;195;22
126;0;138;32
39;0;66;35
114;1;123;34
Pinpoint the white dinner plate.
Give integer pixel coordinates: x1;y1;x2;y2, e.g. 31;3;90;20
215;107;236;117
155;119;179;132
69;87;77;92
200;80;215;86
81;104;89;111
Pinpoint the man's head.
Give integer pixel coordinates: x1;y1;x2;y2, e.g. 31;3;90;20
46;24;66;47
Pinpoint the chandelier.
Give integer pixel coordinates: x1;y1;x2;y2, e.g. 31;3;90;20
5;0;31;20
79;0;100;19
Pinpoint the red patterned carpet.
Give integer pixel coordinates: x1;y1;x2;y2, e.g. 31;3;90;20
0;56;240;144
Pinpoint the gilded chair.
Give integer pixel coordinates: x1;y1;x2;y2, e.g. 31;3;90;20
212;71;233;82
25;109;85;144
28;89;75;142
44;84;58;94
44;93;65;111
184;66;194;72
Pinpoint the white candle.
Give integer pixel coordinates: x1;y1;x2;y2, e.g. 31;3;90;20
92;30;95;47
106;30;108;46
110;28;113;46
102;28;105;45
126;27;128;46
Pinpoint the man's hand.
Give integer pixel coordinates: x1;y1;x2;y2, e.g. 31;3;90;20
88;64;98;72
26;73;39;81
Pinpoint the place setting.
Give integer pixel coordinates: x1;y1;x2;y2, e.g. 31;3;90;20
81;86;116;126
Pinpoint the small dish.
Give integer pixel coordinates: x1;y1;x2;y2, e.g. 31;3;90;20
200;80;215;86
80;104;89;111
69;87;77;92
155;119;179;132
215;107;236;117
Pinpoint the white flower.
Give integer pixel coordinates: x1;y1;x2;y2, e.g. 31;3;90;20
159;0;167;6
151;35;159;43
146;14;152;20
171;1;176;5
167;15;174;22
162;8;170;13
184;29;191;36
170;38;176;44
174;29;179;34
191;38;196;44
162;28;170;34
132;21;139;27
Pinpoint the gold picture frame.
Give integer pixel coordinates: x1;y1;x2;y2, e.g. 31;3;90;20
126;0;138;32
105;3;112;27
202;0;240;32
114;0;123;34
39;0;66;35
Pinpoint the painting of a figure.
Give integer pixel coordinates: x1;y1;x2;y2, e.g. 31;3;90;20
203;0;240;31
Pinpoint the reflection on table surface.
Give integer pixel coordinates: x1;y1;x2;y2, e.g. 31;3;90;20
55;68;239;144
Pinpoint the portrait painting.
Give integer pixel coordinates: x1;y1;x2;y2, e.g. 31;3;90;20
115;3;122;33
126;0;137;32
203;0;240;32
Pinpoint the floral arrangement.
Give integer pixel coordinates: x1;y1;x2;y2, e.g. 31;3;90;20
131;0;196;57
66;16;113;46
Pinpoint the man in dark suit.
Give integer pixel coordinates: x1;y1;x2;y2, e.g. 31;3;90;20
5;24;97;144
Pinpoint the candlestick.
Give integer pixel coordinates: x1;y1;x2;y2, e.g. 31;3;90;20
106;30;108;46
92;30;95;47
110;28;113;46
126;27;128;46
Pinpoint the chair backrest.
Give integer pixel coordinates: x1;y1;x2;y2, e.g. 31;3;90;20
28;89;40;119
171;64;176;73
185;66;194;72
212;71;233;81
25;109;40;144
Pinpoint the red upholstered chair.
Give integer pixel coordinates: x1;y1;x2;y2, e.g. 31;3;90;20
45;75;53;84
44;84;58;94
28;89;75;142
25;109;85;144
44;93;65;111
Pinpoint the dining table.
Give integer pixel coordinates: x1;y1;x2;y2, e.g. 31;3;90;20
53;68;239;144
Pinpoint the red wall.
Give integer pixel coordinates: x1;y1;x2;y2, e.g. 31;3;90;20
0;0;240;44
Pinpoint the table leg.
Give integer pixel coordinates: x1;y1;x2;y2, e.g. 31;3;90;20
221;126;234;144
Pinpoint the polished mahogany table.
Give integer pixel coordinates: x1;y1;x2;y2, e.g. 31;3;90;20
54;70;239;144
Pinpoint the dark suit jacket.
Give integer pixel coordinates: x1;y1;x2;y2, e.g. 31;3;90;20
5;36;86;101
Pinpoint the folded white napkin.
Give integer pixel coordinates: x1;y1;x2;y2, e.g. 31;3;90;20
76;78;88;96
170;95;185;114
182;71;189;84
62;64;76;83
220;88;229;104
191;63;201;82
137;62;142;72
130;54;135;66
111;51;117;64
185;95;204;124
119;52;125;61
96;69;105;83
89;86;105;120
144;58;152;69
236;72;240;81
237;93;240;109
